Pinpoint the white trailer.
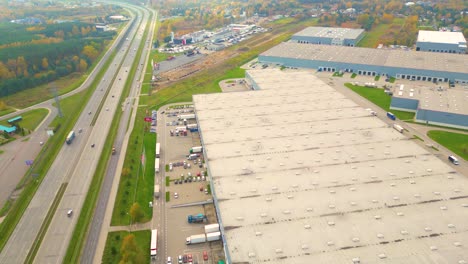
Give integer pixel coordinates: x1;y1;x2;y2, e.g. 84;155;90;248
156;143;161;158
176;126;187;132
154;185;160;198
155;158;160;173
204;224;220;234
206;231;221;242
186;234;206;245
190;146;203;154
178;114;196;120
393;124;404;133
186;124;198;129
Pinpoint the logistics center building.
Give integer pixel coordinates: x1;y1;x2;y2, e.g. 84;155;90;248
416;30;467;54
258;42;468;83
290;26;365;46
390;84;468;129
193;69;468;264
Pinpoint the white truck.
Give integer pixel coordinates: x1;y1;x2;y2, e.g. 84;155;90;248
186;124;198;129
190;146;203;154
393;124;404;133
206;231;221;242
154;185;160;198
178;114;196;120
204;223;220;234
186;234;206;245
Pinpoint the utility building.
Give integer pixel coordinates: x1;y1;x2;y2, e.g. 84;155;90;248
416;30;467;54
291;27;365;46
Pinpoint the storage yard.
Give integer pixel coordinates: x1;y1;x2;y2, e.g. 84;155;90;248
193;69;468;263
156;104;224;263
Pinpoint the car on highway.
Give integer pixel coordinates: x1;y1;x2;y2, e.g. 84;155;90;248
203;251;208;261
88;111;92;115
67;209;73;217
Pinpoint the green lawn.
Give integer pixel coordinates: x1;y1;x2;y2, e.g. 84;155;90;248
358;18;404;48
0;108;48;131
345;83;415;120
102;230;150;264
427;130;468;161
0;108;15;117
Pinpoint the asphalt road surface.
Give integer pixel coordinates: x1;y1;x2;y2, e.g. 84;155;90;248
33;7;148;264
81;5;156;264
0;5;143;264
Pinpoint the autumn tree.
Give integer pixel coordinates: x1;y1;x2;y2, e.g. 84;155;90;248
121;167;131;177
41;57;49;70
119;234;145;264
82;45;98;60
129;202;144;223
78;59;88;72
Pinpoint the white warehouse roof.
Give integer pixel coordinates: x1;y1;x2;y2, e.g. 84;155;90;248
293;26;364;40
193;69;468;264
417;30;467;45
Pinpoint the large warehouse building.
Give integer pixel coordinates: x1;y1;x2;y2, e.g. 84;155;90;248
416;30;467;54
258;42;468;83
290;26;365;46
390;85;468;129
194;69;468;264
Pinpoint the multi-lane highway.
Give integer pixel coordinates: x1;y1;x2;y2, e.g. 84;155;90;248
0;2;153;264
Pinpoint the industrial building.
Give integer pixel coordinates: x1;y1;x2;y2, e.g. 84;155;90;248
416;30;467;54
258;42;468;83
193;69;468;264
291;26;365;46
390;85;468;129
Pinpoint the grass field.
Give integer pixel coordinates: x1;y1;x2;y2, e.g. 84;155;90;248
0;108;48;131
358;18;404;48
427;130;468;161
344;83;415;120
102;230;150;264
3;73;85;109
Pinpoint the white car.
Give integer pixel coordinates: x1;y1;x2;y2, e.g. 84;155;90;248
174;192;179;199
67;209;73;217
167;256;172;264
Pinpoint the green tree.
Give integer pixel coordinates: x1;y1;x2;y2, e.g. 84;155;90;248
119;234;145;264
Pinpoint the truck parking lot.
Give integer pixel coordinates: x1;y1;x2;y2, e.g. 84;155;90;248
156;104;224;264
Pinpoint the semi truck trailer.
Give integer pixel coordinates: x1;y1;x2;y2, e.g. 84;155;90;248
190;146;203;154
186;234;206;245
204;224;220;233
206;232;221;242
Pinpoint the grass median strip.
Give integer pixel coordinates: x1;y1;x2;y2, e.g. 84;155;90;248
25;183;68;264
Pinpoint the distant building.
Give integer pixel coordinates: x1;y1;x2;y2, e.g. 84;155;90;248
291;26;365;46
416;30;467;54
109;15;126;20
95;24;109;32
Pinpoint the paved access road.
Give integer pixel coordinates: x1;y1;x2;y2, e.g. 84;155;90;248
0;4;143;264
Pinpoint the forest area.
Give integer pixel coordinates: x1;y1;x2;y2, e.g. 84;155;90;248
0;2;123;100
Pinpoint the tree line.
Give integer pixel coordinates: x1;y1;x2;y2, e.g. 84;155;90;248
0;22;116;97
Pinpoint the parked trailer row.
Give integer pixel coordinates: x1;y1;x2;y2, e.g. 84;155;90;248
185;231;221;245
178;114;196;120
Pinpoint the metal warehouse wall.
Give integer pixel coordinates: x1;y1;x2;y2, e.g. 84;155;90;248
390;97;419;112
416;109;468;129
416;41;466;54
258;55;468;82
